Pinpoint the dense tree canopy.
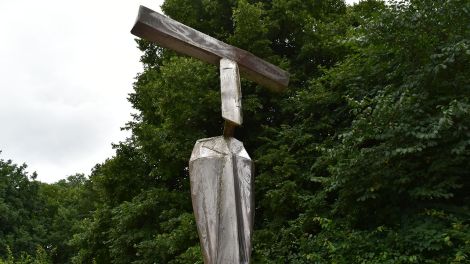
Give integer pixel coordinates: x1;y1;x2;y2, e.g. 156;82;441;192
1;0;469;263
0;157;46;259
0;157;91;263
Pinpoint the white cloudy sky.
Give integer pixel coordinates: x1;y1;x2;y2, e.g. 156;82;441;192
0;0;359;183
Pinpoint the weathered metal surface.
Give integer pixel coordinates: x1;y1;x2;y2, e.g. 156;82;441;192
220;58;242;127
131;5;289;92
189;136;254;264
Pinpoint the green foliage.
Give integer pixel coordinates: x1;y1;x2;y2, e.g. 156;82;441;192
39;174;95;263
0;246;51;264
0;157;47;259
253;0;470;262
0;155;93;263
322;0;470;225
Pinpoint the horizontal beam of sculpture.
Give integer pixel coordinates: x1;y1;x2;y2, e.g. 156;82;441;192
131;5;289;92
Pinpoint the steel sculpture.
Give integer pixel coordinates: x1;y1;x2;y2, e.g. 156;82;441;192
131;6;289;263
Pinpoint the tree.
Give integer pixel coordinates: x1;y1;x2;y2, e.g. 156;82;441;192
0;150;99;263
0;155;48;259
39;174;95;263
253;0;470;262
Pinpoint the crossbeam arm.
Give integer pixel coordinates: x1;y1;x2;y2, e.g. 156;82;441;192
131;5;289;92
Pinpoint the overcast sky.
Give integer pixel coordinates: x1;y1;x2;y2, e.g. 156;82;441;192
0;0;359;183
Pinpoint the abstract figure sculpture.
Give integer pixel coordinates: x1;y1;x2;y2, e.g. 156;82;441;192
131;6;289;263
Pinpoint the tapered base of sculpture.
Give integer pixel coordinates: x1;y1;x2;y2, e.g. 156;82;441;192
189;136;254;264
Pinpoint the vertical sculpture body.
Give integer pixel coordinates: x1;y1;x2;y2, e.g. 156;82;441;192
131;6;289;263
189;137;253;264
